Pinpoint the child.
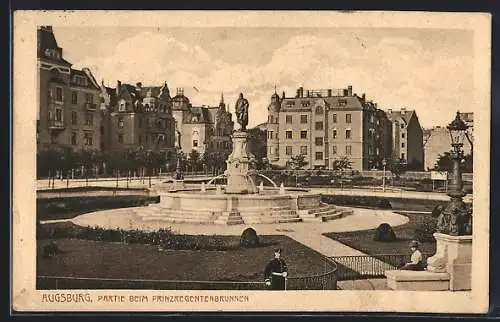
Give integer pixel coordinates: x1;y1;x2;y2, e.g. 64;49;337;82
400;240;425;271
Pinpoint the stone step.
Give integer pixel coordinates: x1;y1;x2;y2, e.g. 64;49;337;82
141;217;216;224
304;204;336;215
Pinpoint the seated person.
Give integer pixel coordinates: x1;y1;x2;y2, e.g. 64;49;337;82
399;240;426;271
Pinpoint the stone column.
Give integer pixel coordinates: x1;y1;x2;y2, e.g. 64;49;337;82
427;232;473;291
225;131;257;194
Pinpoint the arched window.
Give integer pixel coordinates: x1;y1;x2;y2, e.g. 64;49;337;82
315;106;323;114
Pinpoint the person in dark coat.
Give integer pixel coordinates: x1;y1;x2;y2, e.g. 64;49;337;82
264;248;288;290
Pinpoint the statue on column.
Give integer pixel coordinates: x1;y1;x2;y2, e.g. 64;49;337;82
235;93;249;131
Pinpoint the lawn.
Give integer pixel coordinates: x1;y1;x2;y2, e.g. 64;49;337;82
324;211;437;257
37;234;333;289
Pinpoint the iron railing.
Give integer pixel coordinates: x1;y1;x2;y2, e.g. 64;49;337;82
332;253;429;280
37;258;337;291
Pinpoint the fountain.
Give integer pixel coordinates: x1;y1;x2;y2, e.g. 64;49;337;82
135;93;352;225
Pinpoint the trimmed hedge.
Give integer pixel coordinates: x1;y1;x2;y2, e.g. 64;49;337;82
38;186;149;193
38;224;241;251
37;195;160;221
321;195;392;209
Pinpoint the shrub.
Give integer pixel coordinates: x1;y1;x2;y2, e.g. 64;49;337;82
321;195;392;209
373;223;397;242
239;228;259;248
414;219;437;242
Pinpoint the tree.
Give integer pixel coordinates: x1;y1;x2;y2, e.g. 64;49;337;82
389;157;407;179
286;154;308;170
331;156;352;171
433;152;473;173
187;149;201;172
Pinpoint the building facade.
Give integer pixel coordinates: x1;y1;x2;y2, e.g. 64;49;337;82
266;86;392;171
37;26;102;152
423;112;473;171
248;122;268;166
99;81;177;164
386;108;424;170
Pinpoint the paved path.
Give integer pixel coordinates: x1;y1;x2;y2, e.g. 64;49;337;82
47;207;409;276
37;178;472;202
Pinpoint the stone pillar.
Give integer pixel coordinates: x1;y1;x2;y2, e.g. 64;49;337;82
225;131;258;194
427;232;473;291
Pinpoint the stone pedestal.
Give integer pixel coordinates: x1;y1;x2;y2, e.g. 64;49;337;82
427;233;472;291
385;270;450;291
171;180;185;190
225;131;258;194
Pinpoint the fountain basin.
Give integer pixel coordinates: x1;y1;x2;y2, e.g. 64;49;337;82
134;186;352;225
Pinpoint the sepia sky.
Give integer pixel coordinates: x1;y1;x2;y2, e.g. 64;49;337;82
52;26;474;128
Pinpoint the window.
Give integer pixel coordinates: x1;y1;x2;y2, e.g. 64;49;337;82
84;132;93;145
50;133;58;143
269;115;274;123
275;132;279;139
315;152;323;160
71;132;77;145
193;140;198;147
345;145;352;155
268;131;274;139
118;134;124;144
300;146;308;155
346;113;352;123
332;145;337;155
315;121;324;130
84;113;93;126
286;146;292;155
71;111;77;125
401;123;405;129
300;131;308;139
118;117;124;128
56;87;63;101
345;129;352;139
286;115;292;124
302;101;310;107
300;115;308;123
138;135;142;144
315;106;324;114
338;99;347;106
286;131;293;139
275;147;279;155
332;129;337;139
401;153;405;160
402;142;405;148
119;103;126;112
286;101;295;107
85;93;93;103
99;125;104;135
332;114;337;123
315;137;323;146
71;91;78;104
55;109;63;122
402;133;405;139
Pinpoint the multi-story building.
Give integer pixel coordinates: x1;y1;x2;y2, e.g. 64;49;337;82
248;122;268;165
266;86;392;171
386;108;424;170
170;89;233;159
37;26;102;152
99;81;177;163
423;112;474;171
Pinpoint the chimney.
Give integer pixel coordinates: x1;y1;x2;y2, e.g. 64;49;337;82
327;89;332;97
347;85;353;96
116;81;121;95
299;87;304;98
306;90;310;97
296;89;300;98
136;82;142;91
282;91;285;99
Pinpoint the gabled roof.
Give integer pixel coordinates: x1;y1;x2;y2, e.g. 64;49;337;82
37;26;72;66
386;109;415;126
69;68;100;90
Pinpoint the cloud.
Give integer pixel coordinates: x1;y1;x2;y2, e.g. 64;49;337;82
72;31;473;128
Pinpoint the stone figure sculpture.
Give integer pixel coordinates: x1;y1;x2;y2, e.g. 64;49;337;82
235;93;249;131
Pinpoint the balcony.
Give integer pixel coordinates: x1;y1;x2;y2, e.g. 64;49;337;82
48;119;65;130
85;103;98;111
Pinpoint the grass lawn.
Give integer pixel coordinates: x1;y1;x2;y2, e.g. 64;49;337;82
324;212;437;257
37;235;332;284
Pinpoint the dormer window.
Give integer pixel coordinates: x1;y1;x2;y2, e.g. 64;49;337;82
315;106;324;114
119;102;126;112
338;99;347;106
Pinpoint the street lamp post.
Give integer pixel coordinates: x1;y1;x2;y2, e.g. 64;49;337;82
435;111;472;236
382;158;387;192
